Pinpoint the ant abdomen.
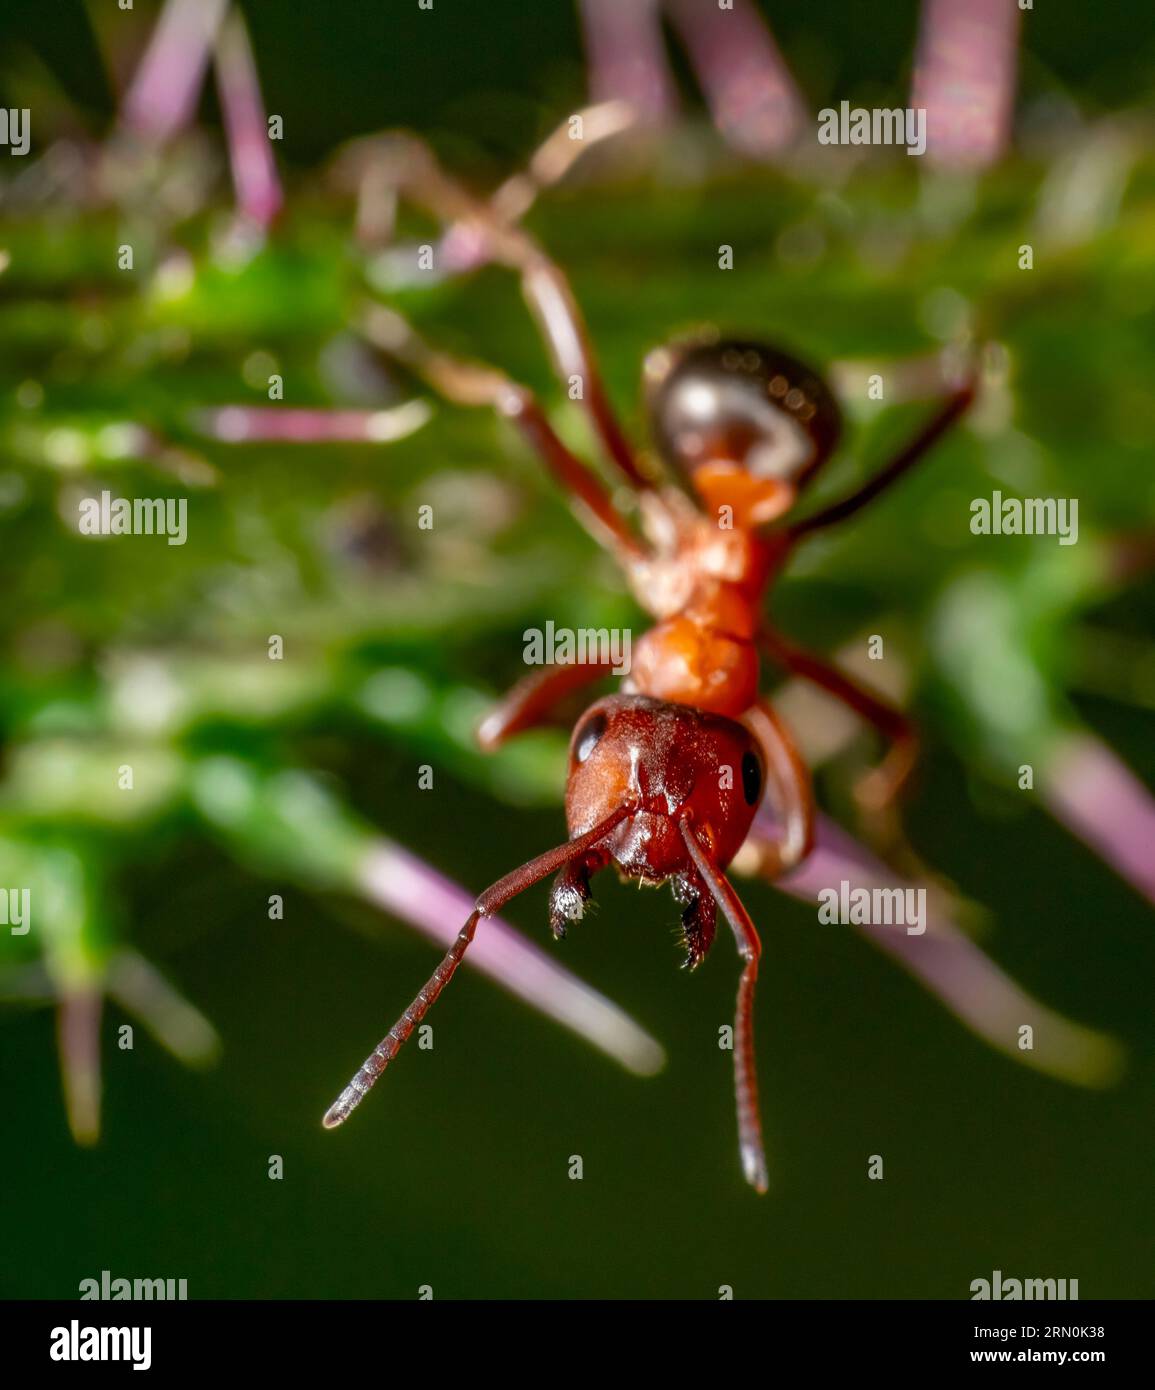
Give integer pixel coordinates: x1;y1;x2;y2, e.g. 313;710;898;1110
644;338;842;524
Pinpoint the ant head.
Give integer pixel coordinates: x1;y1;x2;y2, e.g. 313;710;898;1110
563;693;764;885
644;337;842;526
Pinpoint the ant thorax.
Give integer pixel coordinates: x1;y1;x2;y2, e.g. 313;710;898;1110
629;486;780;622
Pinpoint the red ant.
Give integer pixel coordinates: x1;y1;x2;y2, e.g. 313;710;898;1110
322;112;976;1191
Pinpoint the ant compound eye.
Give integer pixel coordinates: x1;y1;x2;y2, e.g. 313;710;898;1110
573;711;608;765
741;751;763;806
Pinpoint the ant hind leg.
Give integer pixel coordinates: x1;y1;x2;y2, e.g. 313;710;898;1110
358;109;650;492
760;626;918;819
362;304;645;563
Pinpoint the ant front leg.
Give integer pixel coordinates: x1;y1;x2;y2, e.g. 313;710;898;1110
741;698;816;878
478;661;614;752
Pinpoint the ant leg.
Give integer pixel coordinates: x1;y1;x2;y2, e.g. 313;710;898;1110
759;631;964;893
788;381;976;542
346;104;634;258
363;305;645;562
679;820;768;1194
513;252;651;490
488;101;637;228
760;626;917;814
361;120;651;492
323;802;637;1129
478;661;613;752
741;698;816;877
471;118;656;490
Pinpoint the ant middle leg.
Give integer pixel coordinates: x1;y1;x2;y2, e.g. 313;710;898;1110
759;628;964;892
787;379;976;542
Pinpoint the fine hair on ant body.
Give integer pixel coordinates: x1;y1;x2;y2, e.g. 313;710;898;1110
323;107;976;1192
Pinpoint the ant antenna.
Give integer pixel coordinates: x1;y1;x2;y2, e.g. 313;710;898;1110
679;819;769;1193
322;803;637;1130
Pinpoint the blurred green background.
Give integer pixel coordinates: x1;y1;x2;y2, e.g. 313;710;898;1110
1;0;1154;1299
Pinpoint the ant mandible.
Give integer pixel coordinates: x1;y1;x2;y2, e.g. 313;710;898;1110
323;108;976;1191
